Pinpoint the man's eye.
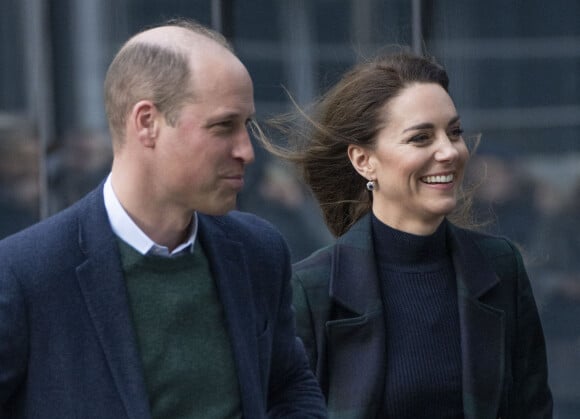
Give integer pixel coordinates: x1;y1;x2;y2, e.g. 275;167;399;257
211;121;235;133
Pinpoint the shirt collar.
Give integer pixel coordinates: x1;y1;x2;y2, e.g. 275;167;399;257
103;174;197;256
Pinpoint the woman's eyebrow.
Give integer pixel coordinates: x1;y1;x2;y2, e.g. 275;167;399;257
401;115;461;133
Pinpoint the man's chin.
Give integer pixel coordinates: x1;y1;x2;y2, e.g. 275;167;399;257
198;198;238;216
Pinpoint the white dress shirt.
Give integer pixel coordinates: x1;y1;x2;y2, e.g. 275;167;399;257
103;174;197;257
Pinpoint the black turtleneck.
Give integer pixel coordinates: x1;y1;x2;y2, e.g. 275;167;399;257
371;214;463;419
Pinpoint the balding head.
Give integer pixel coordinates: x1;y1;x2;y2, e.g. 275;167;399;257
104;19;235;148
126;19;233;54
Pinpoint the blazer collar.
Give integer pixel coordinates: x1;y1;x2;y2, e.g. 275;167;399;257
76;193;264;418
76;184;152;419
197;213;264;418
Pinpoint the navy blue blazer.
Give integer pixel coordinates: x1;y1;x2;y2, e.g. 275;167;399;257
0;184;326;418
292;214;552;419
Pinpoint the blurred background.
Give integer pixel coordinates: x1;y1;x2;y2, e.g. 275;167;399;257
1;0;579;416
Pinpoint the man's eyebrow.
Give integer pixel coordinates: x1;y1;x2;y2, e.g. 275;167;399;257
207;112;255;124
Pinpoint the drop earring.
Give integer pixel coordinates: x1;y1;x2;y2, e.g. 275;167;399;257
366;180;376;191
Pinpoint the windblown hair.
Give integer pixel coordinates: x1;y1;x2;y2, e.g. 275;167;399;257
104;18;232;147
264;49;476;237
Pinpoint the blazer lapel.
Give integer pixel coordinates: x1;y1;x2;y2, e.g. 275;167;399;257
448;226;505;419
198;214;263;418
75;187;151;419
326;214;386;417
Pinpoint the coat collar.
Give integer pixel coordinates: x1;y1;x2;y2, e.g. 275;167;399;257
330;214;503;312
447;223;501;298
327;214;506;418
447;223;506;418
330;214;381;315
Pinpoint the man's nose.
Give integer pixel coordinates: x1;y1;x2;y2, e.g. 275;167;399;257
234;128;255;165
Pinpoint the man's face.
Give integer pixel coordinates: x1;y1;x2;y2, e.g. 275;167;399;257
153;53;256;216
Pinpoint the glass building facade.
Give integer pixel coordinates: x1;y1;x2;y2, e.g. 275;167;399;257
1;1;579;416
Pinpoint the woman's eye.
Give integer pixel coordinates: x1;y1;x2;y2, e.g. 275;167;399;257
448;127;464;140
409;133;430;144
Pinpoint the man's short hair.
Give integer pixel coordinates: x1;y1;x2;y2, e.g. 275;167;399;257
104;19;233;145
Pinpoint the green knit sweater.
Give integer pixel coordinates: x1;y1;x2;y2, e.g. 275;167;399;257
118;239;242;419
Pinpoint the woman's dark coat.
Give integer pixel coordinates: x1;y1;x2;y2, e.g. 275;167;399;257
292;214;552;419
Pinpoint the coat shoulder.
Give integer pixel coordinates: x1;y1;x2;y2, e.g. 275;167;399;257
0;188;101;262
200;211;293;278
292;244;335;287
214;210;284;242
452;225;522;280
466;229;516;256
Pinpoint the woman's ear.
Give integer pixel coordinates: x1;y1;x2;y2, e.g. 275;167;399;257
130;100;160;148
348;144;375;179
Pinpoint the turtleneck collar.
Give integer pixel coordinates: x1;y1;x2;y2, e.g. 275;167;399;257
371;213;449;269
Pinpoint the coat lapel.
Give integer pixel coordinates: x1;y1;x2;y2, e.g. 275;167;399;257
326;214;386;417
325;217;507;418
197;214;263;418
75;187;151;419
330;215;382;315
448;225;505;419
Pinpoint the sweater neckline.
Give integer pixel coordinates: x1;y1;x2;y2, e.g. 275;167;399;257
371;214;448;268
117;237;202;272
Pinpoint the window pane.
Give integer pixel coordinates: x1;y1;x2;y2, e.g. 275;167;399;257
428;2;580;417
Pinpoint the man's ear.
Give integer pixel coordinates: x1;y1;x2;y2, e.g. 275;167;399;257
130;100;160;148
347;144;375;180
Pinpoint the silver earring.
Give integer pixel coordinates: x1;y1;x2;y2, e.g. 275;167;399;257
366;180;376;191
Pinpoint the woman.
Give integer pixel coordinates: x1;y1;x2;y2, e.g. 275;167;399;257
269;51;552;418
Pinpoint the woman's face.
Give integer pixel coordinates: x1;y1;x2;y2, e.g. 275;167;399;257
349;82;469;235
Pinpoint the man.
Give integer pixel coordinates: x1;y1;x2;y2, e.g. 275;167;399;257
0;19;327;418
